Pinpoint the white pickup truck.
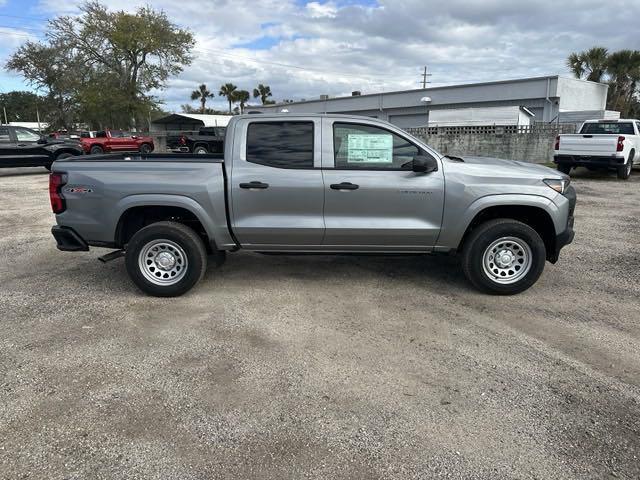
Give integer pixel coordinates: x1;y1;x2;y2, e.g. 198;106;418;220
553;119;639;179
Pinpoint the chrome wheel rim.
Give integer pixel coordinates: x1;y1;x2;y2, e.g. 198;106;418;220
482;236;532;285
138;239;188;286
195;148;207;154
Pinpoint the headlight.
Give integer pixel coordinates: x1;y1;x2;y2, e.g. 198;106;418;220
543;178;570;194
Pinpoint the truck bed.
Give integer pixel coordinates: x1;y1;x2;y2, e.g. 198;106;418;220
52;153;233;249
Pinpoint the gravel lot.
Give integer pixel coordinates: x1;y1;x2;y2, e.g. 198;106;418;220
1;166;639;479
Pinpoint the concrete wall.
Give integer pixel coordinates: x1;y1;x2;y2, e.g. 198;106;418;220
408;125;576;164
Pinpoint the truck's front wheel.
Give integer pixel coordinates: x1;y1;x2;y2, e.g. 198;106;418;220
125;221;207;297
462;219;546;295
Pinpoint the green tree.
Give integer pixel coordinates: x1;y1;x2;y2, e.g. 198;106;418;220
0;91;55;125
190;84;214;113
219;83;238;114
566;47;640;117
7;1;194;129
567;47;609;82
234;89;250;113
252;84;273;104
6;42;83;129
606;50;640;116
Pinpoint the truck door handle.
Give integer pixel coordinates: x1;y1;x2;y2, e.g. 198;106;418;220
330;182;359;190
239;181;269;189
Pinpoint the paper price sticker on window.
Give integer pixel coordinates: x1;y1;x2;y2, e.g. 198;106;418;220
347;134;393;163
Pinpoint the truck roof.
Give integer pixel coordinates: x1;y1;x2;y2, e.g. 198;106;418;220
583;118;639;123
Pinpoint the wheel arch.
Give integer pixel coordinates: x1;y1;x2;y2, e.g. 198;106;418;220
112;195;232;251
458;203;557;261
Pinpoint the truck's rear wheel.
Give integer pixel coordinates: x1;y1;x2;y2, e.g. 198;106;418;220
617;155;633;180
125;221;207;297
90;146;104;155
194;145;208;154
557;164;571;175
462;219;546;295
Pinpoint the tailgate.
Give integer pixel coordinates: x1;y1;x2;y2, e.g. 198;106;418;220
559;134;619;155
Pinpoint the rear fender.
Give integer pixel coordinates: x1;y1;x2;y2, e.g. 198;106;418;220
113;194;235;249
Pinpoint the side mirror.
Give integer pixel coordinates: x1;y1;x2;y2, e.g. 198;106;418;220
411;155;438;173
131;135;138;139
37;136;47;144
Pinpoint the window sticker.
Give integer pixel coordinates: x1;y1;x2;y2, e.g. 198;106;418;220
347;133;393;163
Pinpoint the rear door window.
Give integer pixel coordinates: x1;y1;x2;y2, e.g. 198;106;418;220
0;127;11;143
246;121;314;169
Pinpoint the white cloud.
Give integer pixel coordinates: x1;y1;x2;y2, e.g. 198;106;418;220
3;0;639;111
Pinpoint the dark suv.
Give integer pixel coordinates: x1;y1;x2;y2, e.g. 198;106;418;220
0;125;84;170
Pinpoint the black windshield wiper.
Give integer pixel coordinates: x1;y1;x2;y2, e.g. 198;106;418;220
444;155;464;162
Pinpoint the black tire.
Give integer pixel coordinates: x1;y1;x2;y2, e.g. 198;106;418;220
617;154;633;180
125;221;207;297
462;219;546;295
557;164;571;175
90;145;104;155
193;145;208;154
139;143;153;154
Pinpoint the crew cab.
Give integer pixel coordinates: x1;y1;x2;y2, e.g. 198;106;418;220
554;119;640;179
0;125;83;169
167;126;225;154
80;130;154;155
50;114;576;297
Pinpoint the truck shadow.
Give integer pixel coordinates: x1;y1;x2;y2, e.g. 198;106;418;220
569;167;640;181
208;251;469;293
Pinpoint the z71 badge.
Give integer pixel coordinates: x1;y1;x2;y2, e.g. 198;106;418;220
64;186;93;194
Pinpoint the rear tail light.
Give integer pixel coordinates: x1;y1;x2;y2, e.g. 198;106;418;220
179;135;186;145
554;135;560;150
617;136;625;152
49;173;67;214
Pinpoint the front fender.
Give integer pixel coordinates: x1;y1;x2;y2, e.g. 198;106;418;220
436;193;561;250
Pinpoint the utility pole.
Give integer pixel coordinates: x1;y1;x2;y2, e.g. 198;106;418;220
3;107;7;125
420;66;432;89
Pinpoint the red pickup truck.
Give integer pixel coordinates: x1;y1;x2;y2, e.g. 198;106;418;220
81;130;154;155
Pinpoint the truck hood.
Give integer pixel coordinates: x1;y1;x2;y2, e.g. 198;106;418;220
449;155;563;179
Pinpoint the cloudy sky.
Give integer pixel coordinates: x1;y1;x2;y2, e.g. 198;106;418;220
1;0;639;112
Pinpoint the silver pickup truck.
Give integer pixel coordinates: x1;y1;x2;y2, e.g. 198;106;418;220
50;114;576;297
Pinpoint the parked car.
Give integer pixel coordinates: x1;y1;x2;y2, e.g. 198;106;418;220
167;126;225;154
80;130;154;155
0;125;83;169
50;114;576;297
554;119;639;179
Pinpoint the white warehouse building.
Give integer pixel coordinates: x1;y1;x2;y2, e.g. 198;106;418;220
250;75;613;129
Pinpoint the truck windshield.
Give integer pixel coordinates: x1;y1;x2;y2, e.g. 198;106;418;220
580;122;634;135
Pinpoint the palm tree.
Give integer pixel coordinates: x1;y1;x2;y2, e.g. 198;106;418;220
252;84;273;104
567;47;609;82
219;83;238;114
606;50;640;115
234;90;250;113
190;84;214;113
